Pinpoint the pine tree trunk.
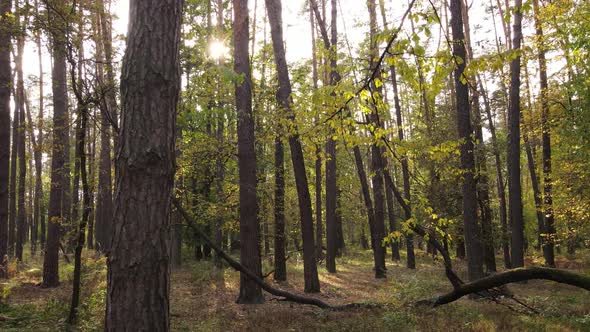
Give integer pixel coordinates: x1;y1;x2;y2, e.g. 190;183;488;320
234;0;264;304
0;0;12;278
265;0;320;293
105;0;182;329
508;0;525;269
533;0;555;267
15;33;27;261
94;0;113;253
450;0;484;281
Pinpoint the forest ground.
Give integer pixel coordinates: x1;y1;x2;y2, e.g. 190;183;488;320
0;248;589;331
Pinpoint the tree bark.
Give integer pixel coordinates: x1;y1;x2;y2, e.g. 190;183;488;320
461;1;496;273
479;77;511;269
265;0;320;293
0;0;12;278
105;0;182;330
273;138;286;281
15;29;26;261
94;0;113;253
450;0;484;281
508;0;525;269
43;0;70;287
533;0;555;267
234;0;264;304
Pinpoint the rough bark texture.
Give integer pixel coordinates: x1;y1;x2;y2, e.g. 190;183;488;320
450;0;484;281
266;0;320;293
0;0;11;277
508;0;525;269
234;0;264;304
43;0;69;287
105;0;182;330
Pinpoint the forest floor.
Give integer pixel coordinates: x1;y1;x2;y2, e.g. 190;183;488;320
0;248;589;331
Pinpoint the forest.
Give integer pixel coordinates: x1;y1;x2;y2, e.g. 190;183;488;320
0;0;589;330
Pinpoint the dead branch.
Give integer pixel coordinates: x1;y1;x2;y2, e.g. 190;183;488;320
173;198;380;310
422;267;590;307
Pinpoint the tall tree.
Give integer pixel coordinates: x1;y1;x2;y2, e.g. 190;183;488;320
94;0;113;252
0;0;12;278
533;0;555;267
265;0;320;293
42;0;70;288
508;0;525;269
234;0;264;304
367;0;386;278
450;0;484;281
461;0;496;273
15;26;26;261
105;0;183;330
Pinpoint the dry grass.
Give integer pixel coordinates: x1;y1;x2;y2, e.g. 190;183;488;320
1;249;589;331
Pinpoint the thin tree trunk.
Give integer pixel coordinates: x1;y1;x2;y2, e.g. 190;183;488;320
94;0;113;253
508;0;525;269
367;0;386;278
105;0;182;329
310;5;323;263
533;0;555;267
462;0;496;273
68;100;90;324
15;29;27;261
265;0;320;293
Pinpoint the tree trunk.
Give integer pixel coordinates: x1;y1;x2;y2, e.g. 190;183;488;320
234;0;264;304
508;0;525;269
273;139;287;282
533;0;555;267
479;77;511;269
450;0;484;281
68;100;90;324
43;0;70;288
94;0;114;253
310;5;323;263
35;2;45;250
461;1;496;273
105;0;182;330
8;84;17;258
15;31;26;261
265;0;320;293
0;0;11;278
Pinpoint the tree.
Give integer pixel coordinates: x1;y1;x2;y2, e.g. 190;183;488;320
105;0;183;330
265;0;320;293
42;0;70;288
234;0;264;304
94;0;114;253
0;0;12;278
508;0;525;269
533;0;555;267
450;0;484;281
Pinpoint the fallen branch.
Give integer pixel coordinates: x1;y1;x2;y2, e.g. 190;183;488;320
423;267;590;306
173;198;380;310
